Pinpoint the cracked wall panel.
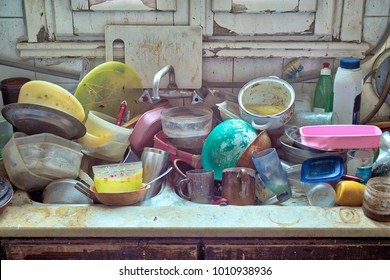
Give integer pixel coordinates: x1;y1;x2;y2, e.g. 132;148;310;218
211;0;317;13
211;0;231;12
24;0;47;42
212;12;316;36
231;0;300;13
0;18;28;59
72;10;174;36
340;0;364;42
53;0;74;37
71;0;89;10
71;0;176;11
89;0;156;11
157;0;176;11
313;0;335;37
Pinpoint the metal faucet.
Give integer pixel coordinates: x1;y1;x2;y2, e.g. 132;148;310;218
139;65;204;103
152;65;178;100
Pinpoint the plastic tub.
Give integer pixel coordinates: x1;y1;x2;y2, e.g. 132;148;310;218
216;101;241;121
85;110;132;142
77;132;128;162
15;133;83;180
2;133;53;191
161;106;213;138
300;125;381;150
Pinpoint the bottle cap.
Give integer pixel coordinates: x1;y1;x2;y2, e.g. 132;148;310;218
340;57;360;69
320;62;331;75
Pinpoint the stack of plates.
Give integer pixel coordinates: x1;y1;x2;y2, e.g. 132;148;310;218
0;177;14;212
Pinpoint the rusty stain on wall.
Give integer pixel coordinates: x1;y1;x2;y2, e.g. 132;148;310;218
37;26;48;43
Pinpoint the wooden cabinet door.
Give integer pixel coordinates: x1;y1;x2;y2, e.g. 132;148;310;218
203;238;390;260
2;238;200;260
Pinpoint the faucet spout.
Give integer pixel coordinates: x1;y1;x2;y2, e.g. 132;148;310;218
152;65;177;100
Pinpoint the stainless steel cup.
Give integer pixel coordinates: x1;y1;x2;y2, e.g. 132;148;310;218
140;147;169;200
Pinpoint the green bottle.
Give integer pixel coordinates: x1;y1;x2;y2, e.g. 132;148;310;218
313;62;334;112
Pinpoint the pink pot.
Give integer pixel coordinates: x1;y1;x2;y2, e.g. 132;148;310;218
129;104;172;156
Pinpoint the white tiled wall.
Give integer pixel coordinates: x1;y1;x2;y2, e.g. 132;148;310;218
0;0;389;122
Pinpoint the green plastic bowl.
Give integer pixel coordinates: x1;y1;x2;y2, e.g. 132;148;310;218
201;118;257;179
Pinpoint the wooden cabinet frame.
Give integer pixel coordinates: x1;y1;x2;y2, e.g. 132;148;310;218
18;0;370;59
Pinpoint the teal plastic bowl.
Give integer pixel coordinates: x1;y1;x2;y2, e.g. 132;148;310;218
201;118;257;179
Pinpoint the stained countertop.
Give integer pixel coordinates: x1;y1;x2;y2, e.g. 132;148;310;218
0;179;389;239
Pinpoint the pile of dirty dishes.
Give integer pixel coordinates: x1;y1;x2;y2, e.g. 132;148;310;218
0;177;13;212
77;111;133;162
2;132;83;192
88;162;149;206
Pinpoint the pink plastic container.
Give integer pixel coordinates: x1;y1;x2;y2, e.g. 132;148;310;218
300;125;382;150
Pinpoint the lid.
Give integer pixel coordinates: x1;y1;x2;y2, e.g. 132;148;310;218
301;156;344;183
320;62;331;75
340;57;360;70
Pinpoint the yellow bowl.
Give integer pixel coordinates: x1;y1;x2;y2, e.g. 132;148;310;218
94;177;142;193
93;162;143;193
90;184;150;206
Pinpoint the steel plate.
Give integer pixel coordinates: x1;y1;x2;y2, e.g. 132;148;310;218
1;103;86;140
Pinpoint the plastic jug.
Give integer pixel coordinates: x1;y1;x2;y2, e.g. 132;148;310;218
333;58;363;124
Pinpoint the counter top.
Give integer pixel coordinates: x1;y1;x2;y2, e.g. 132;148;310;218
0;180;389;239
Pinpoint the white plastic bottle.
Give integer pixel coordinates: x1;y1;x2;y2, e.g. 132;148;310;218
333;58;363;124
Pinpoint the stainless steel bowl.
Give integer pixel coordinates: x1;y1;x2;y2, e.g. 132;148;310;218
280;134;347;164
42;179;93;204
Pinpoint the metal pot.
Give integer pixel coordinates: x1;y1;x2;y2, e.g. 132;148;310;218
238;76;295;130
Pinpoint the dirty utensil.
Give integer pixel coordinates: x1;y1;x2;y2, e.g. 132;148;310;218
121;100;170;128
145;166;173;186
116;100;127;126
74;182;100;204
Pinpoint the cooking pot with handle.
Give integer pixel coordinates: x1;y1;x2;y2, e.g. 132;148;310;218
238;76;295;130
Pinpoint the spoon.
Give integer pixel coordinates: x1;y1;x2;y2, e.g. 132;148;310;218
145;166;173;186
74;182;100;204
